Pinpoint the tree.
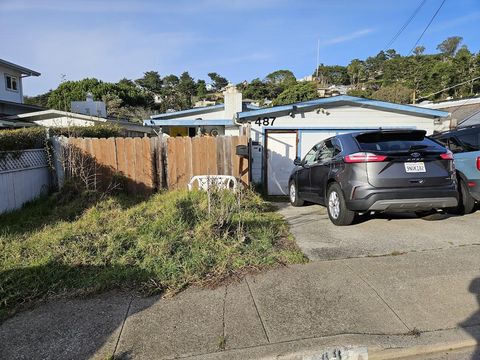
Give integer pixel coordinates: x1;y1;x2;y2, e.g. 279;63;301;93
272;82;318;106
196;80;208;98
264;70;296;86
413;46;426;56
313;65;349;85
371;84;413;104
46;78;151;115
347;59;366;87
437;36;463;57
178;71;196;107
241;78;271;101
135;71;162;93
24;90;52;108
208;72;228;91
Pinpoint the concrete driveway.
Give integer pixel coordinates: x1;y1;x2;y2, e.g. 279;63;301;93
277;203;480;260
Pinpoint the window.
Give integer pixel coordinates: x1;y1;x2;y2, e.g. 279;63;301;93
356;131;440;152
448;137;465;153
316;140;335;163
456;132;480;152
5;74;18;92
303;145;318;165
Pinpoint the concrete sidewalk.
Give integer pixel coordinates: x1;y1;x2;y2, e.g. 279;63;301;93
1;245;480;359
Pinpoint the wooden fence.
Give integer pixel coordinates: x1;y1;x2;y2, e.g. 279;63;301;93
165;136;249;190
54;135;249;193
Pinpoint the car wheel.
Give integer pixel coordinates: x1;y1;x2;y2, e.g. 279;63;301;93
452;179;476;215
326;183;356;226
289;181;304;207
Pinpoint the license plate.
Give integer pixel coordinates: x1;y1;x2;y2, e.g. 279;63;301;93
404;162;426;173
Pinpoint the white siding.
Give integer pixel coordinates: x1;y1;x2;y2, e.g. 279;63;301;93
251;105;436;158
33;117;100;127
0;65;23;103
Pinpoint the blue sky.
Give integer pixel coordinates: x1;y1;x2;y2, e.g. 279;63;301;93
1;0;479;96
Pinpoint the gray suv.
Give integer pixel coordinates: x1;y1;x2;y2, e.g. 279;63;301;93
289;130;458;225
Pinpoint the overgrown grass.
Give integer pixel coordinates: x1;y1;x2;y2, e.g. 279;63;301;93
0;188;306;320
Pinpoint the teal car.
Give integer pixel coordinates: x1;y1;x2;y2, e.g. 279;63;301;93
433;126;480;214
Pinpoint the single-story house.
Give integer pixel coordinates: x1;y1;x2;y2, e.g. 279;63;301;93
144;85;258;137
418;97;480;129
235;95;450;195
3;109;152;137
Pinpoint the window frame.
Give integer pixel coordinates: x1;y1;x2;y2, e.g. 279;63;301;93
315;139;335;163
5;73;19;92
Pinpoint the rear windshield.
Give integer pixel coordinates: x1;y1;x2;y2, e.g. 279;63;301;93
355;131;442;152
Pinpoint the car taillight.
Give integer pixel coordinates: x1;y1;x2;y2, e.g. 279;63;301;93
440;150;454;160
477;157;480;171
344;152;387;163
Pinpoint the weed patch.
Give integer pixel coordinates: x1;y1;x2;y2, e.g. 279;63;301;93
0;188;306;320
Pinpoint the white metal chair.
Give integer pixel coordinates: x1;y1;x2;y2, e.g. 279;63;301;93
188;175;238;191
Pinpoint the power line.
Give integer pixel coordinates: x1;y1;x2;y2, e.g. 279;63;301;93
384;0;427;50
416;75;480;102
408;0;447;54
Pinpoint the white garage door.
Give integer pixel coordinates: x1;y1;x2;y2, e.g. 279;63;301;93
266;131;297;195
299;130;349;157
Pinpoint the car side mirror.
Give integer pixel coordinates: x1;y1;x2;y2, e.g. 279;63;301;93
293;157;302;166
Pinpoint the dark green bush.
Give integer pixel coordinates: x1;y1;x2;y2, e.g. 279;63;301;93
0;125;123;152
0;127;46;151
51;124;122;138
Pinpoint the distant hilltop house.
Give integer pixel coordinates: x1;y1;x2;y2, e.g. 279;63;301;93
0;59;151;136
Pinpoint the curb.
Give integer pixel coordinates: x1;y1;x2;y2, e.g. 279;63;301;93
369;339;477;359
188;327;480;360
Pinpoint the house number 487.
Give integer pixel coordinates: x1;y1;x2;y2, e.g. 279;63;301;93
253;117;276;126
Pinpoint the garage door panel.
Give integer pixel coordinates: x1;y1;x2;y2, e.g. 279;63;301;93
267;132;297;196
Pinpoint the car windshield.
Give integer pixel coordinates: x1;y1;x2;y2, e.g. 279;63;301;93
355;131;441;152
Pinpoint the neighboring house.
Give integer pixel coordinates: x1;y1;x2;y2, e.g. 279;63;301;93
4;109;152;137
0;58;43;119
418;97;480;130
235;95;449;195
71;93;107;117
459;110;480;127
144;84;257;137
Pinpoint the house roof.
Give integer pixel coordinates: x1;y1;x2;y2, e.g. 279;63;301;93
150;104;225;119
4;109;152;133
5;109;108;122
144;119;232;127
235;95;450;122
0;59;40;77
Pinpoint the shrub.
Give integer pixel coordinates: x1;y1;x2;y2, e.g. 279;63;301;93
51;124;122;138
0;127;46;151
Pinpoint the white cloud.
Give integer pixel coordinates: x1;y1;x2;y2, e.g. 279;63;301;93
321;28;375;46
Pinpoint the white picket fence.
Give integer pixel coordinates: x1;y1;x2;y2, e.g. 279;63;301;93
0;149;51;214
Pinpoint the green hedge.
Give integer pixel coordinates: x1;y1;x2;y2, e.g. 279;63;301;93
50;124;122;138
0;125;122;152
0;128;46;151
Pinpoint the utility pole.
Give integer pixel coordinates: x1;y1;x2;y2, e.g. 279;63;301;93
316;39;320;80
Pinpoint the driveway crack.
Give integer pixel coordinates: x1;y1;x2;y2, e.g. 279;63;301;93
113;295;134;357
245;277;270;343
344;263;411;332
